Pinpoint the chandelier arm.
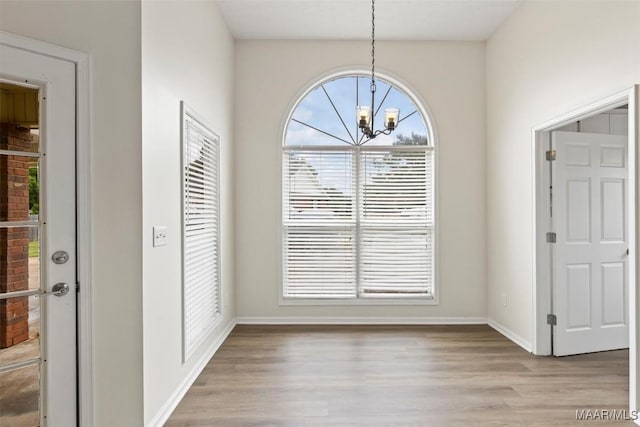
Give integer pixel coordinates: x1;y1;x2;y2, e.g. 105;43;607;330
372;128;393;138
360;130;390;146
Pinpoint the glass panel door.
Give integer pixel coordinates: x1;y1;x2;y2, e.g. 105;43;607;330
0;82;42;426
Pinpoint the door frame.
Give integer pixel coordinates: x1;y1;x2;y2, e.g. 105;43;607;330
532;86;639;416
0;31;93;425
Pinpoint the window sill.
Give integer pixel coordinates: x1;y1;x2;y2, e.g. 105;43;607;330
279;296;439;306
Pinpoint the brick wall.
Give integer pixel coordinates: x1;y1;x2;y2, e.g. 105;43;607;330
0;124;34;348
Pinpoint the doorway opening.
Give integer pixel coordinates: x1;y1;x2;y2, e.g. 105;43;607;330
534;94;634;357
533;87;639;418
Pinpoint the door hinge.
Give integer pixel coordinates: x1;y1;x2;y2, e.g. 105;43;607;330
546;232;556;243
547;313;557;326
546;150;556;161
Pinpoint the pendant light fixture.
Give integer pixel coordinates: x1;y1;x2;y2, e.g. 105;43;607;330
357;0;400;139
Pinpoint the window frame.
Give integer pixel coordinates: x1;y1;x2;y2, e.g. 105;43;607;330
181;101;222;361
279;70;439;306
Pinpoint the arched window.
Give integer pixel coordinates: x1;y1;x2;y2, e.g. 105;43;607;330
282;73;435;301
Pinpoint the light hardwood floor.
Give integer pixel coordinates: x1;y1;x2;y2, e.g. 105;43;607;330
166;325;632;426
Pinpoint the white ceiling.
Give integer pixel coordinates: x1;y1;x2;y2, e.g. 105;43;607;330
216;0;523;41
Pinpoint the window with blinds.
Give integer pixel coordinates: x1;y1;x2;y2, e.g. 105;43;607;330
181;102;220;361
359;149;433;297
281;73;435;302
283;150;357;297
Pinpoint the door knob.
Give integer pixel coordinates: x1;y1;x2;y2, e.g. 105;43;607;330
49;282;69;297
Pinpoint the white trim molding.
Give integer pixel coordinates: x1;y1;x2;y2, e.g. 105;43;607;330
146;318;237;427
0;30;93;427
631;84;640;425
488;319;533;353
236;316;487;325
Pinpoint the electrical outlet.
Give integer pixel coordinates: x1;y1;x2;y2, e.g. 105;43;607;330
153;226;168;247
501;293;507;307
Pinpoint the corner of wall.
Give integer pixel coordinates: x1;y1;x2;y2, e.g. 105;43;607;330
141;0;237;423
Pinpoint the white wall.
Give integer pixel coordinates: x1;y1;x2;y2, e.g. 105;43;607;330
141;1;235;424
235;40;487;320
486;1;640;345
0;1;143;425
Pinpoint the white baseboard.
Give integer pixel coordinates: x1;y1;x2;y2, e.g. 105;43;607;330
236;316;487;325
488;318;532;352
146;317;236;427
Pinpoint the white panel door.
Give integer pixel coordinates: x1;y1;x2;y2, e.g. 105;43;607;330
0;43;77;425
553;131;628;356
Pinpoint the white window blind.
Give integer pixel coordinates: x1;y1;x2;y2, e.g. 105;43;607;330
182;103;220;361
282;147;434;299
283;150;356;298
359;149;433;297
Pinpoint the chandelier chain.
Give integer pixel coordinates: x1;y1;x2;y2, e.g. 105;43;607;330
371;0;375;87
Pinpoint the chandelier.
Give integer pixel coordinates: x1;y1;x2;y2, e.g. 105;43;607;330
357;0;400;139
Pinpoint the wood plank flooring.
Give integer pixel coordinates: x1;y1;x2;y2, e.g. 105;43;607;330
166;325;632;426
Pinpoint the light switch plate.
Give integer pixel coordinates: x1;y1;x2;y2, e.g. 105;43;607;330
153;226;168;247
